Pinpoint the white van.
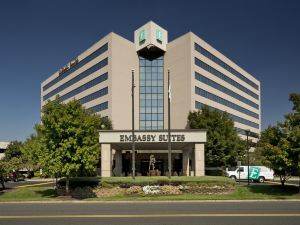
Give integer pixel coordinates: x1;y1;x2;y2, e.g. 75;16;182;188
226;166;274;183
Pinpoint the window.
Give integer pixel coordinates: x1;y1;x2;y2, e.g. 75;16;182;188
195;72;259;109
43;43;108;91
195;87;259;119
195;57;259;100
58;73;108;102
195;43;259;90
43;58;108;101
79;87;108;104
238;167;244;172
86;101;108;113
195;101;259;130
139;56;164;130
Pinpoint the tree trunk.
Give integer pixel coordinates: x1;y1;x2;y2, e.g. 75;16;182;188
55;176;58;189
0;175;5;190
66;176;70;195
279;175;285;186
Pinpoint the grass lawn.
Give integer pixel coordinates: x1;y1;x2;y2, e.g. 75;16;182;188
0;186;57;202
0;177;299;201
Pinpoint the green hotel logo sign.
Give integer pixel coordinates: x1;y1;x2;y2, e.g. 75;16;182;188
139;29;146;43
156;29;163;43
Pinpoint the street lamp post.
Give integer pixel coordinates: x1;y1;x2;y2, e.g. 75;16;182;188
245;129;250;186
167;69;172;179
131;69;136;179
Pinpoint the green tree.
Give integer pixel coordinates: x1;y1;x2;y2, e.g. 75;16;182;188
283;93;300;175
4;141;23;161
188;105;245;168
258;93;300;186
7;157;23;181
0;160;9;189
36;97;102;194
257;125;292;186
20;134;42;177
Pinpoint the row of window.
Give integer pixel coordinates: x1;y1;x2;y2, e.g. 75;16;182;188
195;57;259;100
195;87;259;119
140;86;164;94
59;73;108;102
195;101;259;130
43;58;108;101
140;121;164;130
236;128;259;139
140;107;164;114
86;101;108;113
139;56;163;67
195;72;259;110
140;99;164;107
140;93;163;100
140;113;164;121
140;80;164;87
43;43;108;91
140;67;164;74
140;72;164;81
139;55;164;131
194;43;259;90
79;87;108;105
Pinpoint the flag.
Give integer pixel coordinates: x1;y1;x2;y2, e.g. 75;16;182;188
168;81;171;101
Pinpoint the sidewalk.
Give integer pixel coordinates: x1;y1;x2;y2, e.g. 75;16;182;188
25;178;56;182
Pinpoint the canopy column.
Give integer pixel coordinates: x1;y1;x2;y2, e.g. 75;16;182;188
182;147;191;176
101;144;111;177
194;143;205;176
114;149;123;176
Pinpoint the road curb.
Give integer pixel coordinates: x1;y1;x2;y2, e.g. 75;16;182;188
1;199;300;204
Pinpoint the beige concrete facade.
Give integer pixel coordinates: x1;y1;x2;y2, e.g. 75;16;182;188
41;21;261;176
0;141;10;160
165;32;260;142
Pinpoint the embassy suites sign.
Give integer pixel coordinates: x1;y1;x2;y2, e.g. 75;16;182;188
99;130;206;144
120;134;186;143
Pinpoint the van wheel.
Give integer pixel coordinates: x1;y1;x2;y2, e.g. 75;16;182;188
258;176;265;183
230;175;236;181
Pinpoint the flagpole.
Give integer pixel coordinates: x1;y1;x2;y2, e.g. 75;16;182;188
131;69;136;179
168;69;172;179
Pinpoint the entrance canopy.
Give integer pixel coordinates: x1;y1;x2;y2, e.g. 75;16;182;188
98;129;207;177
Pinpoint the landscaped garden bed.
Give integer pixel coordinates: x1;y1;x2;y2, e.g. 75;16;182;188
56;176;235;199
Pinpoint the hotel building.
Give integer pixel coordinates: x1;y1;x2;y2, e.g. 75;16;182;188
41;21;260;177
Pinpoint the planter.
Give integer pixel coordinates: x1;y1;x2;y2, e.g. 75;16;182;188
149;170;157;176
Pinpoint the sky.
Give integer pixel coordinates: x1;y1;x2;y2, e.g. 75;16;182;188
0;0;299;141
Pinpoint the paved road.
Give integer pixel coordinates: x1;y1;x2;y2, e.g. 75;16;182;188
3;179;55;189
0;201;299;225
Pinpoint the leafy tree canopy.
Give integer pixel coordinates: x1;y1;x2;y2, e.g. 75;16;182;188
4;140;23;161
36;97;106;193
188;105;245;168
257;93;300;186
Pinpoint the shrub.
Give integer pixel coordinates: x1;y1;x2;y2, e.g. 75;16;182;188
160;185;181;195
125;186;143;195
71;187;96;199
93;187;124;197
58;177;99;188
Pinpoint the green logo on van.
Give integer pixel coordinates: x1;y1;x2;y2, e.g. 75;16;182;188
249;167;261;179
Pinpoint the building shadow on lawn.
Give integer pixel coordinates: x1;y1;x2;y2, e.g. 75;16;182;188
248;184;299;198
